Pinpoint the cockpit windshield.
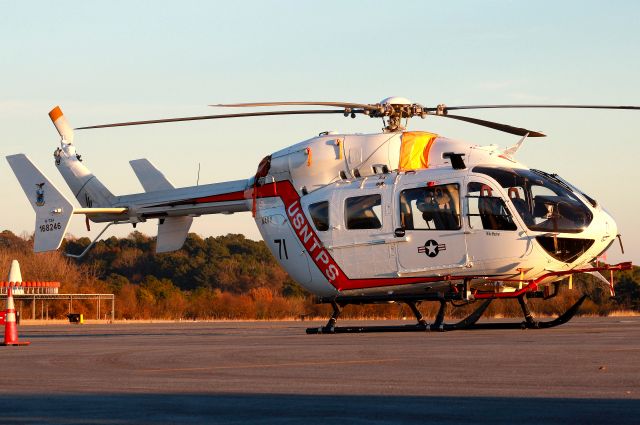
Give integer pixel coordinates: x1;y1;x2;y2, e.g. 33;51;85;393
473;166;593;233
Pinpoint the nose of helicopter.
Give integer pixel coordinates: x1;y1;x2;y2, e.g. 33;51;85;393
588;207;618;260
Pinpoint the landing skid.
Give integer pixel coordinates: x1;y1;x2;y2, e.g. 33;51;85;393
306;298;491;334
306;294;587;334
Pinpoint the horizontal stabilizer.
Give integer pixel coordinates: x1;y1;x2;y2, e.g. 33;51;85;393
74;207;128;215
6;154;74;252
129;159;174;192
156;216;193;253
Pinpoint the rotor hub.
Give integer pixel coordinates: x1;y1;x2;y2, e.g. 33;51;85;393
379;96;412;106
373;97;425;132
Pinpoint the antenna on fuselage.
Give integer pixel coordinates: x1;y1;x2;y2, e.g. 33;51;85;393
502;132;530;160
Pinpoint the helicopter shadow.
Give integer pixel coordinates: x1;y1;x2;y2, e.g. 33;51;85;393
0;393;637;425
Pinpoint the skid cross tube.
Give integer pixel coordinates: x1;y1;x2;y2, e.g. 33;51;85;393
406;301;427;327
432;299;447;331
442;299;493;331
315;301;342;334
518;294;538;328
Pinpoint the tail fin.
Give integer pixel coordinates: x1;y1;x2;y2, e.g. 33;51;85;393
50;106;116;208
6;154;74;252
129;158;174;192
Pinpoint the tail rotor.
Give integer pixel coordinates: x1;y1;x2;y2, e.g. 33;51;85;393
49;106;74;144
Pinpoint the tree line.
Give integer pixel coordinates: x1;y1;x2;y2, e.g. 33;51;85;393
0;229;638;320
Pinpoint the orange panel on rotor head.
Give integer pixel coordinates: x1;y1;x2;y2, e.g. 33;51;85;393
398;131;438;171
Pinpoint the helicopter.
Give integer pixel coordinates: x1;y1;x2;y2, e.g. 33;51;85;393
6;96;635;333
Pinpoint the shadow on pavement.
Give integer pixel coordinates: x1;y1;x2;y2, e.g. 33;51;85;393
0;393;637;424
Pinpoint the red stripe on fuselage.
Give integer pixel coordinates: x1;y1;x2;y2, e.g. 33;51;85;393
152;191;247;208
252;181;451;291
193;191;246;204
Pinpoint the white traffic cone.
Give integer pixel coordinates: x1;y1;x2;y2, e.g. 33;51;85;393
7;260;21;283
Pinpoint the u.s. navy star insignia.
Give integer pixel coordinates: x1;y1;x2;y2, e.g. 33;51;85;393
418;239;446;258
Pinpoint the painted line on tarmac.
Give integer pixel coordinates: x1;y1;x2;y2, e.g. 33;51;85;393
142;358;401;373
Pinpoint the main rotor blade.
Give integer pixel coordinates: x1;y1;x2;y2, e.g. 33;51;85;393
428;104;640;113
441;114;546;137
212;101;377;110
75;109;352;130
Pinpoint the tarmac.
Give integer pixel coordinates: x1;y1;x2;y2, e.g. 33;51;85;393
0;317;638;424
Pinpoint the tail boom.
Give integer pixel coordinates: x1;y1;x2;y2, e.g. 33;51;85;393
8;106;252;254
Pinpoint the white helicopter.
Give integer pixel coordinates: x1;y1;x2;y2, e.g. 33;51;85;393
6;97;634;333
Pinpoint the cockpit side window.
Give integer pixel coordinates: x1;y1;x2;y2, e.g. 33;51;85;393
472;166;593;233
467;182;517;231
399;183;461;230
345;194;382;230
308;201;329;231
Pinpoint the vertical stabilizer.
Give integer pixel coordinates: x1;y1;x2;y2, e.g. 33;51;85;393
6;154;75;252
129;158;174;192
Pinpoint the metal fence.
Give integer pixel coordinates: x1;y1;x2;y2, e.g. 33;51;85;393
1;294;115;321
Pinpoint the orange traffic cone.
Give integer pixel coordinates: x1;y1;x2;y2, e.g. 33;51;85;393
2;287;29;346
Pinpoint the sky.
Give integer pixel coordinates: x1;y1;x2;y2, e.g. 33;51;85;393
1;1;639;264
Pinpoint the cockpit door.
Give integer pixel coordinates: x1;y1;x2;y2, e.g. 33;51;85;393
395;177;469;276
464;176;532;273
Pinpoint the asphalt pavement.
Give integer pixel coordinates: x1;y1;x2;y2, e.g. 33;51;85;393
0;317;638;424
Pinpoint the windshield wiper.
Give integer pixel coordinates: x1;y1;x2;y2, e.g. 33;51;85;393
530;169;575;192
532;169;597;207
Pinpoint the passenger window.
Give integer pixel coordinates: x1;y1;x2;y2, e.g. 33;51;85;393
467;182;517;231
399;184;461;230
345;194;382;229
308;201;329;231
